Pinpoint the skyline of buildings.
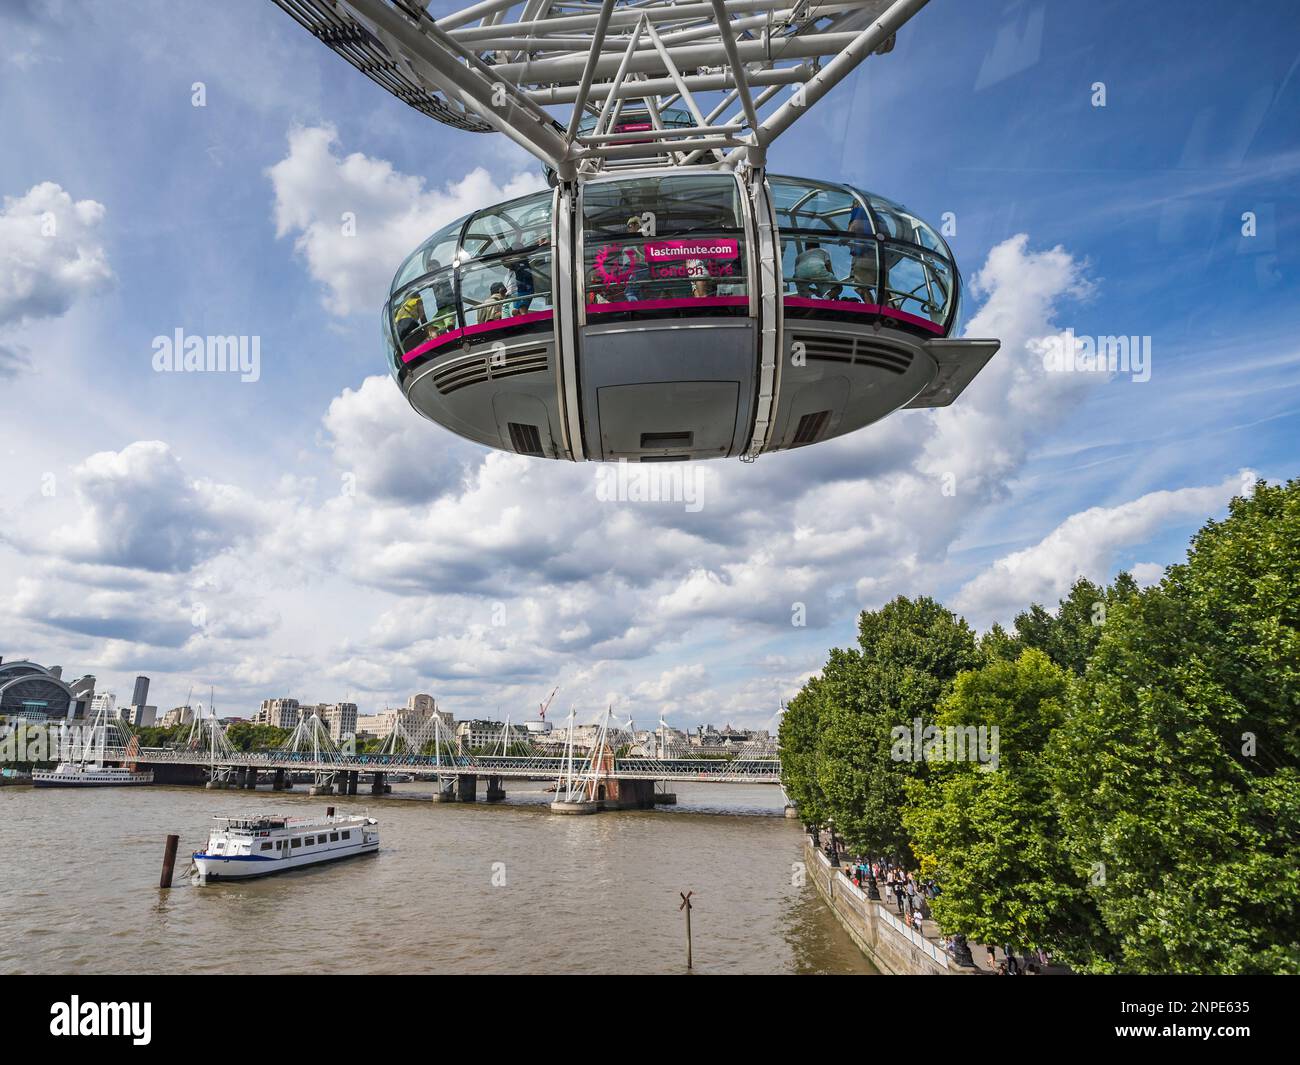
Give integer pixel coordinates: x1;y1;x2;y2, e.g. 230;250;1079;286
0;654;776;745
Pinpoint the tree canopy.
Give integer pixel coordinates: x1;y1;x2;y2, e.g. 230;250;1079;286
783;478;1300;974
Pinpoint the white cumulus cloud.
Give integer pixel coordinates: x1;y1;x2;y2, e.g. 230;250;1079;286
48;441;260;574
268;124;544;316
952;471;1250;622
0;181;113;326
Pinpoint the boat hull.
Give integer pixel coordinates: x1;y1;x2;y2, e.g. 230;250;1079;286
32;770;154;787
194;841;379;881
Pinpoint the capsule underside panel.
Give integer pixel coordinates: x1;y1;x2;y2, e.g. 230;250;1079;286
403;321;954;461
582;319;756;461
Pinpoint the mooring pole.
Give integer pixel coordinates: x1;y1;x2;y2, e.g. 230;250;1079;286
680;890;694;970
159;834;179;889
326;806;335;818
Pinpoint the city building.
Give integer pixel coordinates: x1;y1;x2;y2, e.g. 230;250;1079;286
354;712;394;740
117;702;159;727
68;675;96;719
455;719;531;754
0;658;76;722
89;691;117;718
321;702;358;742
407;693;436;716
131;676;150;708
255;698;301;729
355;696;450;742
159;705;192;728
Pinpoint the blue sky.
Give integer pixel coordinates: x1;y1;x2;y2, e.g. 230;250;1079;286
1;0;1296;727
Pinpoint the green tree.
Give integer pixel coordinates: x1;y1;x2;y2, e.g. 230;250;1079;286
978;621;1022;664
1013;573;1141;676
133;724;187;748
1051;480;1300;974
792;596;979;857
776;679;830;826
903;649;1108;958
225;722;291;751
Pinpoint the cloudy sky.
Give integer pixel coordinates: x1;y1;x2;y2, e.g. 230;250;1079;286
1;0;1296;729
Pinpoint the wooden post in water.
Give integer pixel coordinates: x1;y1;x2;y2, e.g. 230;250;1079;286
326;806;335;818
159;834;179;889
679;890;694;970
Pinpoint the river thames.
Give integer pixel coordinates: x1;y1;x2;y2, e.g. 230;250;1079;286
0;781;874;974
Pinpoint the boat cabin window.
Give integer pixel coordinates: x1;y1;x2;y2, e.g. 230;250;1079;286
330;832;339;842
342;830;351;840
305;836;315;846
291;838;302;848
260;842;273;851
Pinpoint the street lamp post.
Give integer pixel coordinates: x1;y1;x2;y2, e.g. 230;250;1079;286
865;857;881;900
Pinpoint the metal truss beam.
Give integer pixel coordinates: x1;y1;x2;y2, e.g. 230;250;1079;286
268;0;931;176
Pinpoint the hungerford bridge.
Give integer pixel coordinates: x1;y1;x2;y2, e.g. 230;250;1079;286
96;709;782;811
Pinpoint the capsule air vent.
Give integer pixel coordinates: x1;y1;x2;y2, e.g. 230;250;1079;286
794;334;912;375
640;432;694;449
432;346;550;395
791;410;831;447
507;422;544;457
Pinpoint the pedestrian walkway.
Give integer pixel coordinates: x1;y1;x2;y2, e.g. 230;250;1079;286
828;854;1069;975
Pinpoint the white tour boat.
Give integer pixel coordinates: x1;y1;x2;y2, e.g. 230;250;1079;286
32;763;153;787
193;812;379;881
31;706;153;787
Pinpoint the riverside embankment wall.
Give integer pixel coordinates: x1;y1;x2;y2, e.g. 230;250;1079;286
804;839;973;976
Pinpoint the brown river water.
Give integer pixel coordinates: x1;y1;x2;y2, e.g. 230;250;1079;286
0;780;874;975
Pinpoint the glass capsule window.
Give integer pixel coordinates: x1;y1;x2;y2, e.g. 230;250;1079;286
582;173;747;307
782;236;879;305
391;267;458;357
391;215;467;293
770;178;861;234
460;256;553;326
879;244;954;325
865;193;947;253
577;104;693;138
458;191;554;326
460;192;552;262
386;190;555;371
770;175;959;333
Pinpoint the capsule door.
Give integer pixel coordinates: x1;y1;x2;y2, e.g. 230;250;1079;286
574;171;759;462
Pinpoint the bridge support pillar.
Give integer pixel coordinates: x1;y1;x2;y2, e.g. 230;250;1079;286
599;777;654;810
550;798;600;814
273;768;286;791
243;767;257;789
347;771;358;795
371;772;386;795
434;780;456;802
457;774;477;802
485;775;506;802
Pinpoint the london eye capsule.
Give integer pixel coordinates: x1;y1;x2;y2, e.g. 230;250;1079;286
275;0;999;462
